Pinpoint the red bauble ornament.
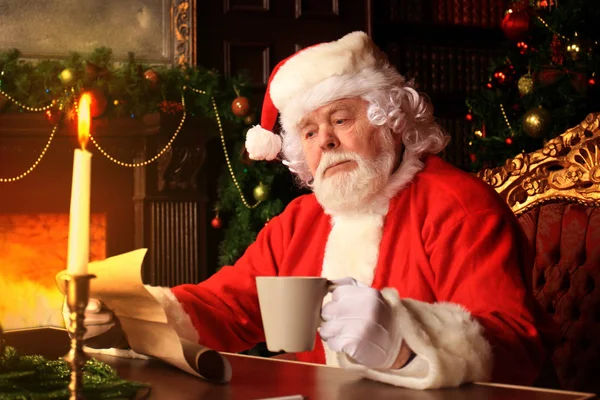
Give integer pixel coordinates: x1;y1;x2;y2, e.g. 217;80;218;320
465;113;473;121
501;10;530;41
45;109;62;125
85;61;109;81
469;153;477;163
492;65;516;88
505;137;513;145
211;216;222;229
84;88;108;118
589;78;596;86
144;69;160;88
232;96;250;117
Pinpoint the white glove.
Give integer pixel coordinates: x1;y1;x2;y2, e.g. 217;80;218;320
62;298;115;340
319;277;403;369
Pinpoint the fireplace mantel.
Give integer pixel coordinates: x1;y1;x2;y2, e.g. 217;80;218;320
0;112;211;287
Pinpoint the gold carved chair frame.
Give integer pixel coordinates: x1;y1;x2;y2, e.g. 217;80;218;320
478;113;600;216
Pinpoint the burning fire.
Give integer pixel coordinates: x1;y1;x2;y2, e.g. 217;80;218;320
0;213;106;329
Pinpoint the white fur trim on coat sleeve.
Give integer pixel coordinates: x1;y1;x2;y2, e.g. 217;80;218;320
144;285;199;344
338;288;493;390
245;125;282;161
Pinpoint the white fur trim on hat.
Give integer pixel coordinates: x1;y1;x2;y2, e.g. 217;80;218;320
245;125;282;161
270;32;382;111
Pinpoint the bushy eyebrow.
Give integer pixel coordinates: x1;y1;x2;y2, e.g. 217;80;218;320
297;102;357;130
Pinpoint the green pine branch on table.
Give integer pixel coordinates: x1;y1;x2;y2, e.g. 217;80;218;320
0;344;149;399
465;0;600;172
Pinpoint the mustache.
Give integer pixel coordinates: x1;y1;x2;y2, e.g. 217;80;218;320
316;151;361;177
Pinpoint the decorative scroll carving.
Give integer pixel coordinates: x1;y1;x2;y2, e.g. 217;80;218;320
174;0;196;66
477;113;600;215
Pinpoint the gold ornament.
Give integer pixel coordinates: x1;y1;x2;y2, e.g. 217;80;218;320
244;113;256;126
566;32;582;60
522;106;552;138
59;68;75;85
253;182;270;202
518;73;534;96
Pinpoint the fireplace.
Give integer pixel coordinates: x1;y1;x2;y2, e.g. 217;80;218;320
0;113;210;329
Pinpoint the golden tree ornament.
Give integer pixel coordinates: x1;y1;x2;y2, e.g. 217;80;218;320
243;113;256;126
253;182;270;202
518;73;534;96
522;106;552;138
59;68;75;85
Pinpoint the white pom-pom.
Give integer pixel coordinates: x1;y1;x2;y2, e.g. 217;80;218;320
245;125;282;161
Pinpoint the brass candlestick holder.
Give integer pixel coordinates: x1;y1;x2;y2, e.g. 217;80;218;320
62;273;96;400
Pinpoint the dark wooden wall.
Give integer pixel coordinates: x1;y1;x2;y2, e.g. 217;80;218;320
196;0;508;273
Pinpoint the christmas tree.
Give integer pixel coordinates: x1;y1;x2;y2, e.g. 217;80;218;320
212;101;306;267
466;0;600;171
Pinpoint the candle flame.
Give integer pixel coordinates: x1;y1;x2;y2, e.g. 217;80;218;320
78;93;91;150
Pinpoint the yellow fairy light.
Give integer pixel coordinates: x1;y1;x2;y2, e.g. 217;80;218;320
0;88;53;112
474;130;483;137
187;86;261;209
90;91;187;168
0;125;58;182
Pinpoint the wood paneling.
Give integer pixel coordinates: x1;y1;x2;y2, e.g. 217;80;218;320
223;41;271;87
294;0;340;19
224;0;270;13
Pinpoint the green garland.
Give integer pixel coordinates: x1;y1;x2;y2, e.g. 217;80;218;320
0;345;149;399
0;47;250;126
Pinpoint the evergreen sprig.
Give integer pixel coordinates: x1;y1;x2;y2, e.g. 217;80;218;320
0;47;249;125
0;345;149;399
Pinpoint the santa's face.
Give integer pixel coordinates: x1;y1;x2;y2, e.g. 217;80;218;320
298;98;398;210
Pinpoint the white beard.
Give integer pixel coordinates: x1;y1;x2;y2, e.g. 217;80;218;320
313;147;396;213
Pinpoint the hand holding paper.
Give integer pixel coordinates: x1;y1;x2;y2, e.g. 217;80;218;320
57;249;231;383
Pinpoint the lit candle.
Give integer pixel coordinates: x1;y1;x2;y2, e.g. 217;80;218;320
66;93;92;275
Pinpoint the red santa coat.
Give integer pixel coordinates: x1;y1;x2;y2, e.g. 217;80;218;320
163;154;554;389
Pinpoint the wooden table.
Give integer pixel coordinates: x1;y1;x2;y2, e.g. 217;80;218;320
3;327;597;400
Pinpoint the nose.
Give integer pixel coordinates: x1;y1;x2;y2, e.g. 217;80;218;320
318;126;340;151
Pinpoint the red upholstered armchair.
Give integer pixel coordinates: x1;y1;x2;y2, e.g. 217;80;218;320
478;113;600;394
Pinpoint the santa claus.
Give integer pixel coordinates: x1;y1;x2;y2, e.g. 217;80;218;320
77;31;554;389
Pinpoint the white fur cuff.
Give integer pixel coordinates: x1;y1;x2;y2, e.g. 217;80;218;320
245;125;282;161
144;285;200;344
338;289;493;390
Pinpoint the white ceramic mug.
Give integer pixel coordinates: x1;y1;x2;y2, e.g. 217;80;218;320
256;276;334;353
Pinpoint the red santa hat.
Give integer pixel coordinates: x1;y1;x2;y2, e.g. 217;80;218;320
245;31;398;161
